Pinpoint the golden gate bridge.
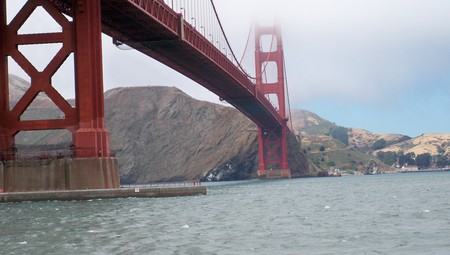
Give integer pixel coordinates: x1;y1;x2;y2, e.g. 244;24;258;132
0;0;294;193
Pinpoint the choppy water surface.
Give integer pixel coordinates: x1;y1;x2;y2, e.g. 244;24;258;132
1;172;450;254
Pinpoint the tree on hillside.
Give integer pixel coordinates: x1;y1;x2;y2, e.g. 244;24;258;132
372;139;387;150
329;126;349;146
416;153;431;169
397;151;416;166
435;155;448;168
404;152;416;166
376;151;397;166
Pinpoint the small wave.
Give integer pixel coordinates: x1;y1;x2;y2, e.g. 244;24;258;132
181;224;190;229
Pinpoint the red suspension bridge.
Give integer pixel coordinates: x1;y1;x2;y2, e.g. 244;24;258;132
0;0;293;192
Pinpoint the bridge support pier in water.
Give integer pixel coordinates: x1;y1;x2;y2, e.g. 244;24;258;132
255;25;291;178
0;0;119;192
257;125;291;178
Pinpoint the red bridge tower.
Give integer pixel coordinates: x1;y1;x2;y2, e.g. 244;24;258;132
0;0;119;192
255;25;291;178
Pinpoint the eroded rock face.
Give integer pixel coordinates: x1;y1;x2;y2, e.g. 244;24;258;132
105;86;258;183
105;86;314;183
11;76;314;183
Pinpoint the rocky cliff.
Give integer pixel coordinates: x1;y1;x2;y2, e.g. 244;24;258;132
104;86;314;183
9;74;315;182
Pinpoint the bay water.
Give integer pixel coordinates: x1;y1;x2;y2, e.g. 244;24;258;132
1;172;450;254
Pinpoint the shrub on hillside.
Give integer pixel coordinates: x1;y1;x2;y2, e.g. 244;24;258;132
372;139;387;150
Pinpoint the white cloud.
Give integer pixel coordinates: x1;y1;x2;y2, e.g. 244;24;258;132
5;0;450;135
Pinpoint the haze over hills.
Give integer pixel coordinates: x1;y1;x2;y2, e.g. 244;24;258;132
8;74;450;178
290;109;336;135
7;74;314;183
290;109;410;151
289;107;450;172
376;133;450;156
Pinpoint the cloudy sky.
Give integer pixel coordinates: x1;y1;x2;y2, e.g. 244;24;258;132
6;0;450;137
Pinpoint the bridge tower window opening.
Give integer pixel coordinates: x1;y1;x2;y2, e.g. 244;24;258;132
260;34;277;53
261;61;279;84
265;94;280;113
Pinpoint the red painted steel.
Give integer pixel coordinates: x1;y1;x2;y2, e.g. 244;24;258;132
2;0;292;178
0;1;13;160
255;25;290;177
49;0;285;128
0;0;110;159
72;0;110;158
46;0;286;126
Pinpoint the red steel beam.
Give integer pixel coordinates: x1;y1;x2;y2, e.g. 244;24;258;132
72;0;110;158
49;0;284;128
1;0;111;159
255;25;290;175
0;0;15;160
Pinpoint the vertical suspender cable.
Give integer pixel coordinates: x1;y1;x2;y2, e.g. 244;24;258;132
283;51;294;131
209;0;274;80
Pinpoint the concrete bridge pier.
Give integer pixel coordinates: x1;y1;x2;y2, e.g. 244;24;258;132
0;158;119;192
0;0;120;194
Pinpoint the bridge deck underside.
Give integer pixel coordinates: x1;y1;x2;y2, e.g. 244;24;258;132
102;0;283;129
50;0;284;129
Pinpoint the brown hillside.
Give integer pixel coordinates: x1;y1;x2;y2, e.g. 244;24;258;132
9;75;315;182
376;133;450;155
348;128;410;150
291;109;336;135
105;86;314;182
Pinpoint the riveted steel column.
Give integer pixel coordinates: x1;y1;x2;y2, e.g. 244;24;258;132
0;1;14;161
72;0;110;158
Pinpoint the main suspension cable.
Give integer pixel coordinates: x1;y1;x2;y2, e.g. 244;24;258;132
209;0;275;81
283;50;294;131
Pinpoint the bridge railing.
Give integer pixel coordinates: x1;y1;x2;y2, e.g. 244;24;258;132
117;0;285;127
182;20;256;92
129;0;181;35
0;148;117;161
158;0;240;67
121;181;202;188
